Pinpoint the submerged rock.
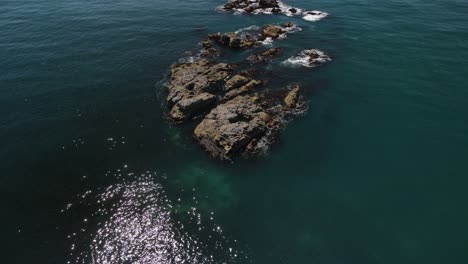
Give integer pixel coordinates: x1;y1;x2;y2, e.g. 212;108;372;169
208;32;256;49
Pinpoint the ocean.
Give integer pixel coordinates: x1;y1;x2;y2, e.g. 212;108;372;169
1;0;468;263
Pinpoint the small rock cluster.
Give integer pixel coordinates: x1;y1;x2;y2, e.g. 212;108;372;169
221;0;329;22
223;0;283;13
164;12;330;160
167;52;304;159
199;23;297;59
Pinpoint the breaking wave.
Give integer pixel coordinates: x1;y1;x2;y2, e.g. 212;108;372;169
282;49;331;68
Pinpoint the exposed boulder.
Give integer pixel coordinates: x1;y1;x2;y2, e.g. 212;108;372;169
167;60;233;120
224;79;262;100
194;95;273;159
284;85;300;108
225;75;251;90
259;25;285;40
208;32;257;49
199;39;221;59
247;47;282;64
169;93;217;121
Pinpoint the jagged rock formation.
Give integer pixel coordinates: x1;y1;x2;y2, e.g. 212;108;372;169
164;23;329;160
247;47;282;64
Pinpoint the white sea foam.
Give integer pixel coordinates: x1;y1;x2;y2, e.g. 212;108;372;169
259;37;274;46
282;49;331;68
281;23;302;33
277;1;304;16
178;56;199;63
302;11;329;22
235;25;260;34
252;7;274;15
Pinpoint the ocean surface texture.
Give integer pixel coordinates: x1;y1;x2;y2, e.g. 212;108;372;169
1;0;468;263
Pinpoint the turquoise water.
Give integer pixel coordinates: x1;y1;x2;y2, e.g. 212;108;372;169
1;0;468;263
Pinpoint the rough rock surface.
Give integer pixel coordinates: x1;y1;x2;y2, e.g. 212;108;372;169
225;75;250;90
208;32;257;49
224;79;263;101
284;85;300;108
169;93;217;121
167;60;233;121
164;24;325;160
194;95;271;159
259;25;285;40
223;0;280;12
205;23;298;51
247;47;282;64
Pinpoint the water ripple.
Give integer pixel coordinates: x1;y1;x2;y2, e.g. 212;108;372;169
67;172;245;264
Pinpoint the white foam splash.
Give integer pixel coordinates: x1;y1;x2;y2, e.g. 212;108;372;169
234;25;260;34
302;11;329;22
277;1;304;16
178;56;199;63
282;49;331;68
281;23;302;33
259;37;274;46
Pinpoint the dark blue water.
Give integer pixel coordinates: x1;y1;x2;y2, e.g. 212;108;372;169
1;0;468;263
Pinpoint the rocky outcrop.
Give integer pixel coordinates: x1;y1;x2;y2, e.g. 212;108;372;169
193;86;306;159
247;47;282;64
194;95;271;159
167;60;233;121
169;93;216;121
208;32;257;49
259;24;285;40
224;79;263;101
204;23;299;51
200;39;221;59
166;56;305;159
284;85;300;108
225;75;250;90
164;24;327;160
